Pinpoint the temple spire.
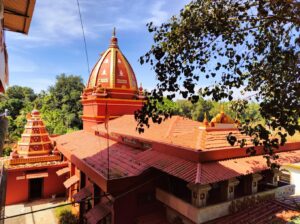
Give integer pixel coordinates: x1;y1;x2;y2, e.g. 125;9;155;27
220;104;224;113
110;27;118;48
112;27;116;37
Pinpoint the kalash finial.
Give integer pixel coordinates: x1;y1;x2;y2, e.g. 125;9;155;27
203;112;209;126
113;27;116;37
220;104;224;113
110;27;118;48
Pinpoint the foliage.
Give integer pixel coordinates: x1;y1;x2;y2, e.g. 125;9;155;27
37;74;84;134
0;117;8;156
0;86;35;144
0;74;84;147
289;216;300;224
136;0;300;163
56;207;78;224
3;146;12;157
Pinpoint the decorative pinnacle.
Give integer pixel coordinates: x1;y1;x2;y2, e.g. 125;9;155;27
112;27;116;37
203;112;209;125
220;104;224;113
110;27;118;48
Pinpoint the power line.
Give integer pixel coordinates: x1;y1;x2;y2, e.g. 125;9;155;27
76;0;90;75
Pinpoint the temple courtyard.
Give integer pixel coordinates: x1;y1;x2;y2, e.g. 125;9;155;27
4;198;65;224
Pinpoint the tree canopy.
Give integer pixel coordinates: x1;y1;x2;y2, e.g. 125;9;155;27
136;0;300;163
0;74;84;145
37;74;84;134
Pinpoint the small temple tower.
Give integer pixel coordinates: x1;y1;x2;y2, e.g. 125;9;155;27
5;109;67;205
81;29;145;131
17;109;53;156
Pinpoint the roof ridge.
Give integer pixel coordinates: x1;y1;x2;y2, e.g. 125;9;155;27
164;116;180;138
195;163;202;184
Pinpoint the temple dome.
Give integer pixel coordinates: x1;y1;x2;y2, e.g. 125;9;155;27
211;106;235;124
86;29;138;91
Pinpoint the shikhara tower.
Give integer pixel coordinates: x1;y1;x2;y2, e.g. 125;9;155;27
81;29;145;131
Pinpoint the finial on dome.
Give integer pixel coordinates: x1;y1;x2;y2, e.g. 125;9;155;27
110;27;118;48
220;104;224;113
113;27;116;37
203;112;209;126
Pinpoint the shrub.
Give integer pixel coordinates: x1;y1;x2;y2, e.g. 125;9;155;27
58;210;78;224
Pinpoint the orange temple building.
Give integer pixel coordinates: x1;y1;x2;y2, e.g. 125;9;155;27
4;109;66;205
81;28;144;131
50;32;300;224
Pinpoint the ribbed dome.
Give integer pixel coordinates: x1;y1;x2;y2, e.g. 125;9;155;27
87;29;138;90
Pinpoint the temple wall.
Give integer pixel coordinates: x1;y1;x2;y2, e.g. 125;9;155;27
6;170;28;205
113;176;160;224
82;99;143;131
43;167;66;198
6;166;66;205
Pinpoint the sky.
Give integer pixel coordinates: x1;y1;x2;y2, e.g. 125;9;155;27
5;0;191;93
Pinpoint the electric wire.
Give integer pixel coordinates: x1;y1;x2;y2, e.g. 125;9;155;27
76;0;90;75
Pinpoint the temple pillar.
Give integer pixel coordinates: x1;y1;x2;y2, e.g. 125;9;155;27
251;173;263;194
187;183;211;207
220;178;240;201
265;170;281;186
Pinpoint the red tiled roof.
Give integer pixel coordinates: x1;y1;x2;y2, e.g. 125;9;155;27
73;185;93;203
55;130;149;180
56;167;70;176
93;115;245;151
85;203;111;224
137;149;300;184
206;200;300;224
63;175;79;189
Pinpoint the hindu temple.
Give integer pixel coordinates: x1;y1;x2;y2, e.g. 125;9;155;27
81;28;145;131
4;109;66;204
51;32;300;224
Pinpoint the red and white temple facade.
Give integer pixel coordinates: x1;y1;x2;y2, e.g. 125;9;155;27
52;32;300;224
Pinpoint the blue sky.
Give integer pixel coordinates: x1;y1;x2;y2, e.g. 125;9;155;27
5;0;191;93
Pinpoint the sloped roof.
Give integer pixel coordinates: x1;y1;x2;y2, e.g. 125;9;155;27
3;0;35;34
93;115;248;151
137;149;300;184
55;130;148;180
206;199;300;224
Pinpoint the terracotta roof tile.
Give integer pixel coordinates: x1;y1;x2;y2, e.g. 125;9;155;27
206;199;300;224
73;185;93;203
93;115;248;151
55;131;149;180
85;203;111;224
63;175;79;189
137;149;300;184
56;167;70;176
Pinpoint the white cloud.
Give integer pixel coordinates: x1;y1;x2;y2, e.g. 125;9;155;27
146;1;169;26
6;0;98;47
9;77;55;93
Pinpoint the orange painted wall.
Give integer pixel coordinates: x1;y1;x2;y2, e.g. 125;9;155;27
43;167;67;198
82;98;143;131
6;170;28;205
6;166;67;205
